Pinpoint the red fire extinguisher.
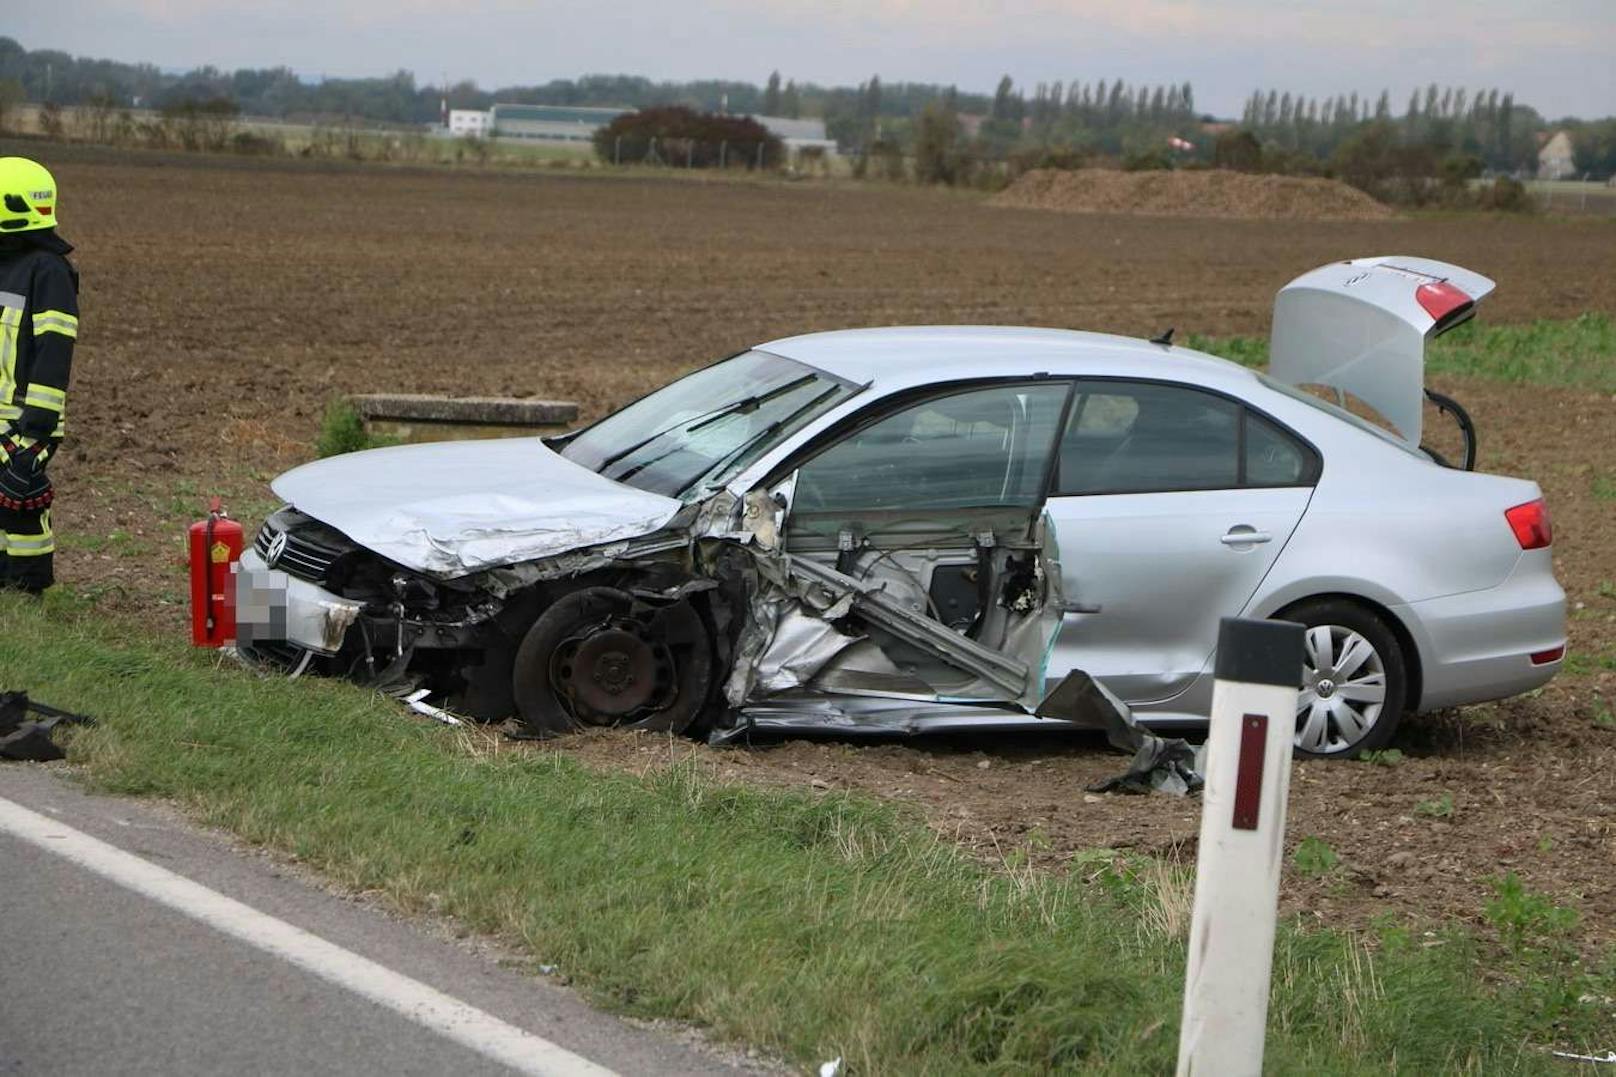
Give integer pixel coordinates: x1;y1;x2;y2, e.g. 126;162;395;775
189;497;243;647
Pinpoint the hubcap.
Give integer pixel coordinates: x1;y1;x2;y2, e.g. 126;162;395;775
1295;624;1387;754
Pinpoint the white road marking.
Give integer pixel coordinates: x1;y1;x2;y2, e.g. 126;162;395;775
0;795;616;1077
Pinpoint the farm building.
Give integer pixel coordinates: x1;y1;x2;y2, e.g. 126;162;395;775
447;109;490;137
747;115;837;155
490;104;628;142
1538;130;1576;180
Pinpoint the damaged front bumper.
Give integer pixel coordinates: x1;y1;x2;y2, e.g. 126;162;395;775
235;549;364;656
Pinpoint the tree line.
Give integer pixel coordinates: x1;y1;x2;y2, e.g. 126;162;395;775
1238;84;1545;173
3;34;1615;180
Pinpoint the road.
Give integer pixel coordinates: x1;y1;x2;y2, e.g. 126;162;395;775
0;766;763;1076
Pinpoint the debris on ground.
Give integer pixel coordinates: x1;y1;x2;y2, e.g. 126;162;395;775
991;168;1396;221
0;690;97;762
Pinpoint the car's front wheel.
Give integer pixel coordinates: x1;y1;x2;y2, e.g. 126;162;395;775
1282;599;1408;759
511;585;713;738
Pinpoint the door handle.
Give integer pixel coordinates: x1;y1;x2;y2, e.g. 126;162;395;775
1220;527;1272;546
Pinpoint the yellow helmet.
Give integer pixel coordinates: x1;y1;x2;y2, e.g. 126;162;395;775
0;157;59;233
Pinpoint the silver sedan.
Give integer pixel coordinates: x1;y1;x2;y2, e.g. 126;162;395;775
237;256;1564;758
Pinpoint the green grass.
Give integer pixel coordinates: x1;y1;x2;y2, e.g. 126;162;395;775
1416;791;1457;819
1292;836;1340;878
2;592;1612;1073
1186;312;1616;393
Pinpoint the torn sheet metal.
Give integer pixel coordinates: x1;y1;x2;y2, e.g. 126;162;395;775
271;437;684;577
752;607;865;695
783;554;1031;697
1038;671;1203;795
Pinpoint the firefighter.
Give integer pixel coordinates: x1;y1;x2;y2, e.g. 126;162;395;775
0;157;78;595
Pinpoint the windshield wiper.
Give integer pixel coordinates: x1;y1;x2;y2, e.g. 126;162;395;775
672;384;843;499
594;374;820;475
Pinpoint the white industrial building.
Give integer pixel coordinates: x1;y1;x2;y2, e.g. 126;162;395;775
437;105;837;157
447;109;490;137
747;115;837;155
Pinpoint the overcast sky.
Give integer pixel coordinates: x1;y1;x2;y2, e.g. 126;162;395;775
13;1;1615;119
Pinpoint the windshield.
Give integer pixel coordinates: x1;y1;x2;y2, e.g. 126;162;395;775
560;350;858;499
1256;372;1425;459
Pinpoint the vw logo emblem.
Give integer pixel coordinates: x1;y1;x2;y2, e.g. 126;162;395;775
264;531;289;570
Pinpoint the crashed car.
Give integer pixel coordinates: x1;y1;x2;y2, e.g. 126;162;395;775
236;256;1565;758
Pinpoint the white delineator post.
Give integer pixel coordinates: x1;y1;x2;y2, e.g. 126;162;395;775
1177;617;1306;1077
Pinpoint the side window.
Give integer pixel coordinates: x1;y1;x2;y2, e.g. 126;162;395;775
1245;412;1308;486
795;383;1068;512
1057;382;1239;495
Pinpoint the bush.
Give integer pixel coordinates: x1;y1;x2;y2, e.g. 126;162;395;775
316;400;397;457
229;131;283;156
912;102;962;185
593;106;783;169
1006;145;1090;180
1121;147;1173;172
1475;176;1532;212
1212;129;1262;172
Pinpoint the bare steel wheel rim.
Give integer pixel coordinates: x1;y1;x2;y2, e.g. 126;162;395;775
1295;624;1388;754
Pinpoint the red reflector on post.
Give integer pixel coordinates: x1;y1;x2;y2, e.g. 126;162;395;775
1231;713;1268;831
1415;280;1471;322
1504;499;1553;550
1530;645;1565;666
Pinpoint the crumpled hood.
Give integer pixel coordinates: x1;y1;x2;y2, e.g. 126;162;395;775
271;438;682;577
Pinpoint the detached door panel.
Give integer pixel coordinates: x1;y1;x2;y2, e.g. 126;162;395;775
1043;380;1316;704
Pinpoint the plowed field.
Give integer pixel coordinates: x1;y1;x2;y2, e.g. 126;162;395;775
30;143;1616;942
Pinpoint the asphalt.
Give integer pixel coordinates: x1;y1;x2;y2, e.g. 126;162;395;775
0;765;763;1077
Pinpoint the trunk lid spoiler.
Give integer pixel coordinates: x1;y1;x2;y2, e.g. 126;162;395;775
1269;256;1496;449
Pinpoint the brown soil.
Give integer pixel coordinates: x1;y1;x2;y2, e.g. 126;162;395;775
992;167;1397;221
28;144;1616;943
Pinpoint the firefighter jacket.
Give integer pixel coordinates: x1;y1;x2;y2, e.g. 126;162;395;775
0;231;79;445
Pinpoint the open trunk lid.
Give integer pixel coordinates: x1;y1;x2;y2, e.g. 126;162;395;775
1269;256;1495;450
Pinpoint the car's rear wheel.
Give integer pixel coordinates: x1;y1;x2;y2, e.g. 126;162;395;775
1282;599;1407;759
511;585;713;738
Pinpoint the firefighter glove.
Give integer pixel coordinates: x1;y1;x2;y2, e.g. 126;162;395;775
0;437;51;512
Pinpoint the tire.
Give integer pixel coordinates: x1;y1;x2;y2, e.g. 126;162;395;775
1281;599;1408;759
511;586;713;738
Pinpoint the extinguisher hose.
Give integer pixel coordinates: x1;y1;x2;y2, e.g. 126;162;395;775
203;511;217;634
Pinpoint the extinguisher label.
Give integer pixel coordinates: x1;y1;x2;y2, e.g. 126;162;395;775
211;541;232;564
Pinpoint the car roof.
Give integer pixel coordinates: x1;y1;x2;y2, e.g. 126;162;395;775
757;325;1258;391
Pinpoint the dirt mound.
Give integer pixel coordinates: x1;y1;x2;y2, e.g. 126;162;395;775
992;168;1395;221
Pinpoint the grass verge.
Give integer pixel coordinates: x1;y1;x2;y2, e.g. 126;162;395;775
1186;312;1616;393
2;592;1612;1073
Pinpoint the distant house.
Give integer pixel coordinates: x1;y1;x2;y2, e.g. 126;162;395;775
1538;130;1576;180
447;109;489;138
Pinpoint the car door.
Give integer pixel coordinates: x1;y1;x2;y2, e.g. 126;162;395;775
774;380;1072;707
1043;379;1318;704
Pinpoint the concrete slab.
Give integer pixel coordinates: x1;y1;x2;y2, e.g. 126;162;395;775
351;394;579;426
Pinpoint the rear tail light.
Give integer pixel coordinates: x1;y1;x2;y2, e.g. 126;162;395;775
1416;281;1474;334
1529;645;1565;666
1504;499;1552;550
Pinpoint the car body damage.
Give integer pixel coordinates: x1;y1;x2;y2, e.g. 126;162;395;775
236;256;1563;764
270;437;685;577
